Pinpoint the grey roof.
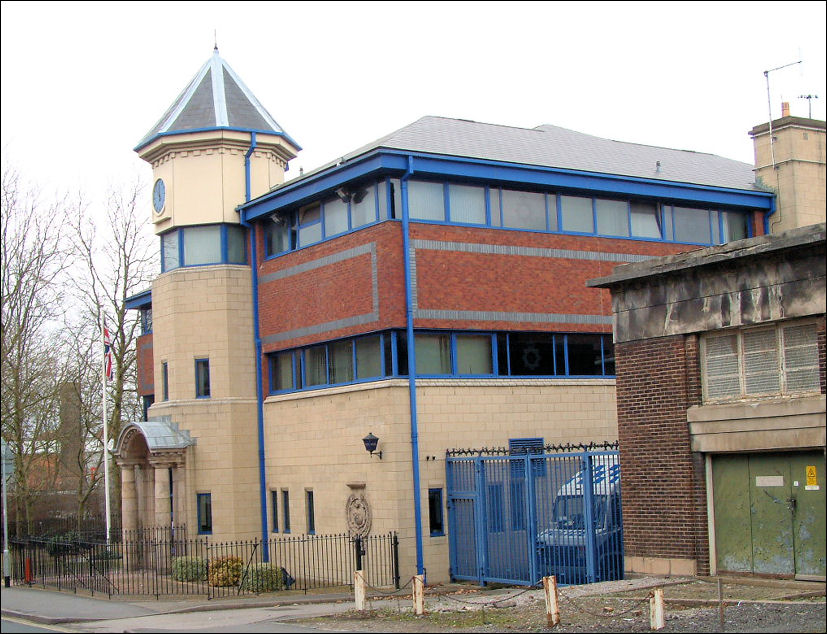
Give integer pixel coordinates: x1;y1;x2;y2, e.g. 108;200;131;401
115;418;195;454
136;49;288;149
305;116;759;192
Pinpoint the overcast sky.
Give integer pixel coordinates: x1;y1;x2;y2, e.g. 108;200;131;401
2;1;825;207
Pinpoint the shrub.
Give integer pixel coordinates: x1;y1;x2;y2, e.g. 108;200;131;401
208;555;243;587
240;563;285;593
46;531;81;557
172;556;207;582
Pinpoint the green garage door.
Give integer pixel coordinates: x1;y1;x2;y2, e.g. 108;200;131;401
712;452;826;579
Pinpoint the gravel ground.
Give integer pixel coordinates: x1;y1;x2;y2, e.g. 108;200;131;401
298;577;826;633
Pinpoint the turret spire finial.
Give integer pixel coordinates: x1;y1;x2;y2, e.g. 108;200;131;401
214;29;218;53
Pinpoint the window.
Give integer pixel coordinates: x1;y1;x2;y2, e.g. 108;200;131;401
270;352;294;392
306;490;315;534
305;345;327;386
265;216;293;255
630;202;661;238
448;184;486;225
702;321;820;402
197;493;212;534
162;231;180;271
142;395;154;422
672;206;712;244
508;333;557;375
595;199;630;237
566;334;604;376
226;225;247;264
161;362;169;401
271;490;279;532
323;197;349;236
298;203;322;246
428;489;444;536
409;181;445;221
455;334;493;375
282;490;291;533
351;184;377;228
415;333;452;375
184;225;222;265
355;336;382;379
162;225;247;269
140;308;153;335
329;340;354;384
501;189;546;231
195;358;210;398
560;195;594;233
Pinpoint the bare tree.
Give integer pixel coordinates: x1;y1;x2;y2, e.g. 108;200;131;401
67;182;156;526
0;167;71;532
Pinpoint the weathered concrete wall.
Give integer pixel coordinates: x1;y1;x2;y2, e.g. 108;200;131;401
595;225;826;343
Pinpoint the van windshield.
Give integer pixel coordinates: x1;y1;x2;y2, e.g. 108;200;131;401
553;495;611;530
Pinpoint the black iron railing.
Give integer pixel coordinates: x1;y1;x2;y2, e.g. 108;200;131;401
10;530;399;599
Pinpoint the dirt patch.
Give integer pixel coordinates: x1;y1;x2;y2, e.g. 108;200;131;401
298;578;826;633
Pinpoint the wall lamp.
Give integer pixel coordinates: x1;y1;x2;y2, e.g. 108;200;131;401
362;432;382;459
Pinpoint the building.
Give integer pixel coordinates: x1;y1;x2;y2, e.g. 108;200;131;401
589;224;826;580
115;49;779;583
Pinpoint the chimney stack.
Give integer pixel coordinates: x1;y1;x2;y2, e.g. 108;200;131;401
781;101;790;117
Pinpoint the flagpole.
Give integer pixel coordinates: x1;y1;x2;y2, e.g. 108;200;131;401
101;316;112;542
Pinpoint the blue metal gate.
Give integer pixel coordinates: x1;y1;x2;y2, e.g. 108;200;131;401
446;447;623;586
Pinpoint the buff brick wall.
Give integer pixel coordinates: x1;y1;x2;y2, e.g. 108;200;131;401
614;334;709;576
262;378;618;583
148;265;261;539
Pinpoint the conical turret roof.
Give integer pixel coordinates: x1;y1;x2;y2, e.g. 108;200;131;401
135;48;299;151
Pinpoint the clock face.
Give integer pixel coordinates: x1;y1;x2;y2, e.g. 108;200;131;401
152;179;166;213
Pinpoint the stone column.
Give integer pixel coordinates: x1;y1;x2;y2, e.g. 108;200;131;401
153;463;172;529
117;460;140;534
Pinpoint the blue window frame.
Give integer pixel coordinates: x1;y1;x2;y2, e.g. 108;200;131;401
161;362;169;401
266;330;615;394
195;358;210;398
428;488;445;536
197;493;212;534
142;395;154;422
306;490;315;535
160;224;247;272
282;490;291;533
261;177;756;258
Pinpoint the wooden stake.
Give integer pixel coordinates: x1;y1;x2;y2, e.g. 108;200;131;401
649;588;665;630
354;569;365;611
412;574;425;615
543;575;560;627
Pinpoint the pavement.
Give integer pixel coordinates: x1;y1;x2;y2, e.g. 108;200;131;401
1;575;824;632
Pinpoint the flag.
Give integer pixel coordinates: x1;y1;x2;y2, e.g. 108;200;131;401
104;325;113;382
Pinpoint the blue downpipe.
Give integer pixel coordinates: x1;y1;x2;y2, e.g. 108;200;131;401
243;132;271;561
763;195;777;235
401;155;425;576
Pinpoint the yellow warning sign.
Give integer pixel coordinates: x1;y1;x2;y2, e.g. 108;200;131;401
806;465;818;487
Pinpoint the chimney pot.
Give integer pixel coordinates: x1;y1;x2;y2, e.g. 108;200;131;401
781;101;790;117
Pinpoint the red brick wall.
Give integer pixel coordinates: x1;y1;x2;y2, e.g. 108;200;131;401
614;334;710;573
410;224;694;333
136;333;154;397
256;219;699;351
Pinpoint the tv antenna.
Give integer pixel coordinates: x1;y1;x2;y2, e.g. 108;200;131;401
798;94;818;119
763;60;802;169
